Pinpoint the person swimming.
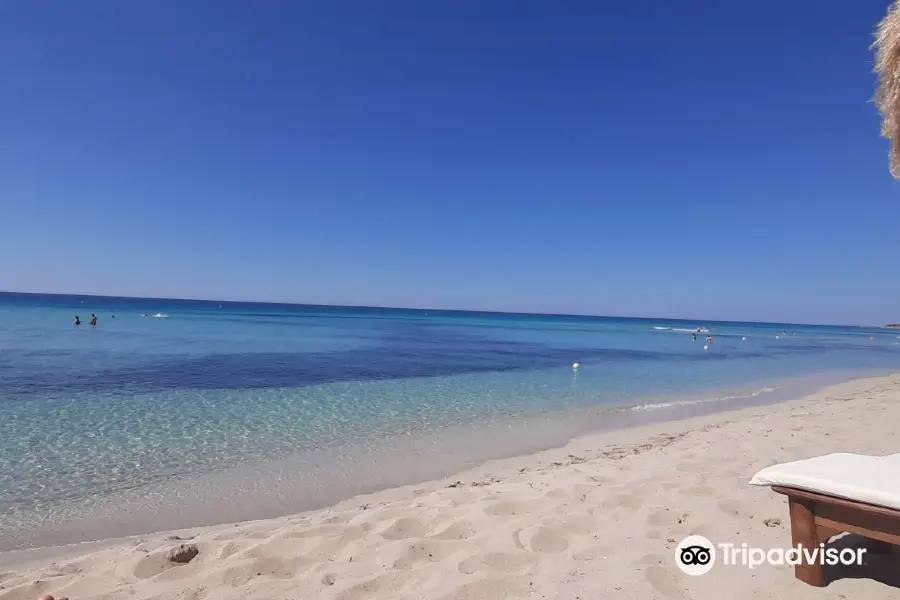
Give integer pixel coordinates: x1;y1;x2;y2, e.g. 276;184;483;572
90;313;97;326
692;333;696;343
74;316;81;326
706;335;713;345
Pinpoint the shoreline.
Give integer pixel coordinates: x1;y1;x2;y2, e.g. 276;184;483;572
3;373;900;599
0;369;879;555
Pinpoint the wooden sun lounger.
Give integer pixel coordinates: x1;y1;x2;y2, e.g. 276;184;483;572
772;485;899;586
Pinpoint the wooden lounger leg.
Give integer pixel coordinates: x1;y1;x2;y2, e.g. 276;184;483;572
817;525;841;542
789;497;825;587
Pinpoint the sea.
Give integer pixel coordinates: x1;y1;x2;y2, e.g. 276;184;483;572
2;291;899;552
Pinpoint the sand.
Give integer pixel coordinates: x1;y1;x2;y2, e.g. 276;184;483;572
2;374;900;600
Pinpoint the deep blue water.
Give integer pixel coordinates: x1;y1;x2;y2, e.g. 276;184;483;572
2;291;899;550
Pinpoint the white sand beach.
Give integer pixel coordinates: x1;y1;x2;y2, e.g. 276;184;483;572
3;374;900;600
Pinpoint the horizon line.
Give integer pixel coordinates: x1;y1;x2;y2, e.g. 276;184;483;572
0;289;871;329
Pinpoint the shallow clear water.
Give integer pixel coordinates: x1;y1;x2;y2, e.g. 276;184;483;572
2;292;899;550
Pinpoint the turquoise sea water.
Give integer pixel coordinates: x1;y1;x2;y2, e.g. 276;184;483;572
2;292;899;551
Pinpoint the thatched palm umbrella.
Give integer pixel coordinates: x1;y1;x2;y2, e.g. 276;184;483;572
874;0;900;178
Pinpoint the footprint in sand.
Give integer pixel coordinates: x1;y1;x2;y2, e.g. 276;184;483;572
216;542;246;560
211;563;259;588
336;573;409;600
381;518;430;540
635;552;668;566
683;484;715;496
133;554;179;580
280;524;345;539
431;521;477;540
675;460;706;474
601;493;642;509
240;539;312;565
573;544;615;561
457;551;537;575
522;526;569;553
368;505;416;522
647;510;689;527
644;565;688;599
721;467;748;478
717;499;748;518
546;483;595;501
304;525;372;558
449;490;481;505
484;501;532;516
211;557;308;588
553;514;596;536
438;578;523;600
393;540;453;570
572;482;598;494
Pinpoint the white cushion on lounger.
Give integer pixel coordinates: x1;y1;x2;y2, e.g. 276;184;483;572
749;453;900;511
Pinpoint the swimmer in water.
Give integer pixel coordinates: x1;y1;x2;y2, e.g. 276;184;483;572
74;315;81;326
706;335;713;345
692;333;696;343
89;313;97;326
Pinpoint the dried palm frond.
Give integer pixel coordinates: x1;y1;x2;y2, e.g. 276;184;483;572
873;0;900;178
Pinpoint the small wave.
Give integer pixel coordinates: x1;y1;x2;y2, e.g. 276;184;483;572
653;326;708;333
152;313;169;319
629;386;776;411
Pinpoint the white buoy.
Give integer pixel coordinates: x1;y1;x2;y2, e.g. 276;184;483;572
703;345;708;350
573;362;580;369
742;337;746;341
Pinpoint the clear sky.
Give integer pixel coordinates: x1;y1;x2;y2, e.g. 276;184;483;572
1;0;899;325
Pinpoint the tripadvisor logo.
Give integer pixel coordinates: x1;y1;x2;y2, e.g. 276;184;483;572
676;535;716;575
674;535;866;575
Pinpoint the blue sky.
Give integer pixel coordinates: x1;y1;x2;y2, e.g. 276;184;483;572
1;0;898;325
